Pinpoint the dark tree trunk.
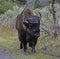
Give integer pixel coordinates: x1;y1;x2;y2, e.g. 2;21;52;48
52;0;58;40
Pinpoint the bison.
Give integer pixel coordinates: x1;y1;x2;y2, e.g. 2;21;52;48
16;8;40;53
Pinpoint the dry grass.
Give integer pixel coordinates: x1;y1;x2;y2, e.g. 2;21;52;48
0;29;60;59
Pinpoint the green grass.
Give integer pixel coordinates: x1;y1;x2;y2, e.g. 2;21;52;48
0;29;60;59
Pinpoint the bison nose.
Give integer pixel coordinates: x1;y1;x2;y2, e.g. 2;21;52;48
32;29;40;37
34;33;40;37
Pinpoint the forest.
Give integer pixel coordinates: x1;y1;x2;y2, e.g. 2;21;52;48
0;0;60;59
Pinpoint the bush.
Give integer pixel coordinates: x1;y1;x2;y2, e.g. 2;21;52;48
0;0;16;14
0;5;24;29
34;0;41;9
34;4;60;34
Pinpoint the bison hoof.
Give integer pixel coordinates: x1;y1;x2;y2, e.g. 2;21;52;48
32;49;36;53
24;50;27;53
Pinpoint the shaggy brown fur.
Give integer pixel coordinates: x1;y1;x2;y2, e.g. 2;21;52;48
16;8;34;30
23;8;34;19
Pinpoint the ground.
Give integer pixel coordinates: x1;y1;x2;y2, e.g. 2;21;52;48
0;29;60;59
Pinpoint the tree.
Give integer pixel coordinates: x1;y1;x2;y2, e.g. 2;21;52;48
0;0;15;14
51;0;58;40
47;0;58;40
34;0;41;9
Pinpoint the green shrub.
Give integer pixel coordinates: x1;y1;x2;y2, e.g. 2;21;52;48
0;0;16;14
0;5;24;29
34;0;41;9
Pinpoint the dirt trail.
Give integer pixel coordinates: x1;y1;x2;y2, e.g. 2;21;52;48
0;49;14;59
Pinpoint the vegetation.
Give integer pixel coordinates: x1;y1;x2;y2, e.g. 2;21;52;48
0;25;60;59
0;5;24;29
34;0;41;9
0;0;60;59
16;0;26;5
0;0;16;14
0;0;26;14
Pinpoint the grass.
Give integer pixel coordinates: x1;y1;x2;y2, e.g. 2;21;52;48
0;29;60;59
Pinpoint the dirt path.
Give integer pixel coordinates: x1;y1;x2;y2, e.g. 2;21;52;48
0;49;14;59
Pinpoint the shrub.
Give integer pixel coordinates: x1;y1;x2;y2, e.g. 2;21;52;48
0;5;24;29
34;0;41;9
0;0;16;14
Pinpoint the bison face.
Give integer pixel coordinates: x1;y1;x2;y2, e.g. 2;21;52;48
23;16;40;38
29;23;40;38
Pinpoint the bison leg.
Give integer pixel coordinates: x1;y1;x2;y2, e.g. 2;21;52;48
20;40;27;52
18;31;27;52
31;41;36;53
32;46;36;53
20;42;23;49
23;42;27;52
22;34;27;52
29;38;37;53
29;41;36;53
18;31;23;49
32;38;38;53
